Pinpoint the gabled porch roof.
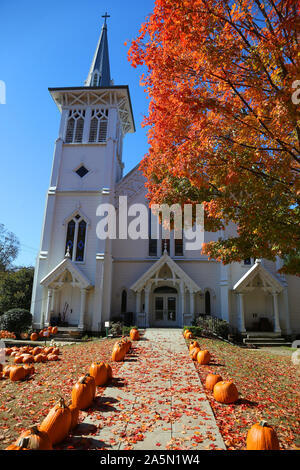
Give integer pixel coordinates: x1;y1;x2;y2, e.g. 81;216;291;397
130;250;201;293
40;258;92;289
233;259;284;294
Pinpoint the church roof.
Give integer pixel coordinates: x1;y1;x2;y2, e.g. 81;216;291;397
233;259;284;293
40;258;92;289
85;15;111;87
130;250;201;293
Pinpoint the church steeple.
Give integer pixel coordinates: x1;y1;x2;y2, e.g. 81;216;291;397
85;13;112;87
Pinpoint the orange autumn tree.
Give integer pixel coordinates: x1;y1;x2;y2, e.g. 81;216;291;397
128;0;300;274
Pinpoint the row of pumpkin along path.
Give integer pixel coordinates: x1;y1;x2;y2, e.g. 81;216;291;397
184;328;281;451
3;327;140;450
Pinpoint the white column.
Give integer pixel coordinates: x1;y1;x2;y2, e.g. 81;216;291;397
272;292;281;333
136;291;141;313
282;288;291;334
144;286;151;328
239;293;246;333
45;289;53;326
189;291;195;316
180;282;185;327
50;288;56;315
79;288;87;330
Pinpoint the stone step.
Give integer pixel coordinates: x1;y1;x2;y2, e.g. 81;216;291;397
244;337;287;343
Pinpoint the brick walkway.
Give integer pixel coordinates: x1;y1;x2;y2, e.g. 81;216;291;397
61;329;225;450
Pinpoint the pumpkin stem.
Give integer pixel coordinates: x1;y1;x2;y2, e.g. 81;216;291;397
17;437;30;449
29;425;40;435
58;396;67;408
259;420;268;427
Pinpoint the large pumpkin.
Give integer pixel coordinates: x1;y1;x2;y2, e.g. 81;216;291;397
213;381;239;404
9;365;26;382
14;426;52;450
40;397;71;445
71;376;93;410
111;342;126;362
205;373;223;391
246;420;280;450
130;328;140;341
69;403;79;430
89;362;108;386
104;363;113;381
197;350;211;365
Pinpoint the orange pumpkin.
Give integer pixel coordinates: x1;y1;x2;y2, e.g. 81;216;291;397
205;373;223;391
213;381;239;404
47;354;59;361
189;341;200;351
183;329;191;338
22;354;34;364
190;347;201;361
197;350;211;365
185;332;193;339
51;327;58;334
34;354;44;363
130;328;140;341
89;362;108;386
5;348;12;356
30;333;38;341
246;420;280;450
71;376;93;410
32;347;42;356
40;397;71;445
14;355;23;364
69;403;79;430
9;365;26;382
14;425;52;450
111;342;126;362
104;363;113;381
84;373;96;400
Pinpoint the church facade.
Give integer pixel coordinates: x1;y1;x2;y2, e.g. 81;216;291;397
31;20;300;337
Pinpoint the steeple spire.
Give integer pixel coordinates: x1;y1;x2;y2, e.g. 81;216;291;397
85;13;112;87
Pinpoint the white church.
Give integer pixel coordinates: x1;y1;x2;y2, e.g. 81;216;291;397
31;18;300;340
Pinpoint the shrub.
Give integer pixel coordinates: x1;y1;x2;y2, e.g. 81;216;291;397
122;325;137;336
183;326;202;337
109;321;123;337
195;315;230;339
0;308;32;334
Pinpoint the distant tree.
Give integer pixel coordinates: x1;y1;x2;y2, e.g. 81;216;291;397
0;267;34;315
0;223;20;271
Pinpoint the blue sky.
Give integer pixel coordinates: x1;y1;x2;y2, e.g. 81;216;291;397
0;0;154;267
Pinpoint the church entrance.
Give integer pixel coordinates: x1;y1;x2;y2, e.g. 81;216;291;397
152;286;178;327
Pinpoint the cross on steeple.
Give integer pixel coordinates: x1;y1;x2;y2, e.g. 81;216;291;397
102;12;110;26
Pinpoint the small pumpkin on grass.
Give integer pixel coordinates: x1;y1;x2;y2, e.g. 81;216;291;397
30;332;38;341
213;381;239;404
40;397;71;445
197;350;211;365
246;420;280;450
205;373;223;391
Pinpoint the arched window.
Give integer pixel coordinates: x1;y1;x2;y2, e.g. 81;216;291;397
65;214;87;262
65;109;85;143
121;290;127;313
205;291;211;315
89;108;108;143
